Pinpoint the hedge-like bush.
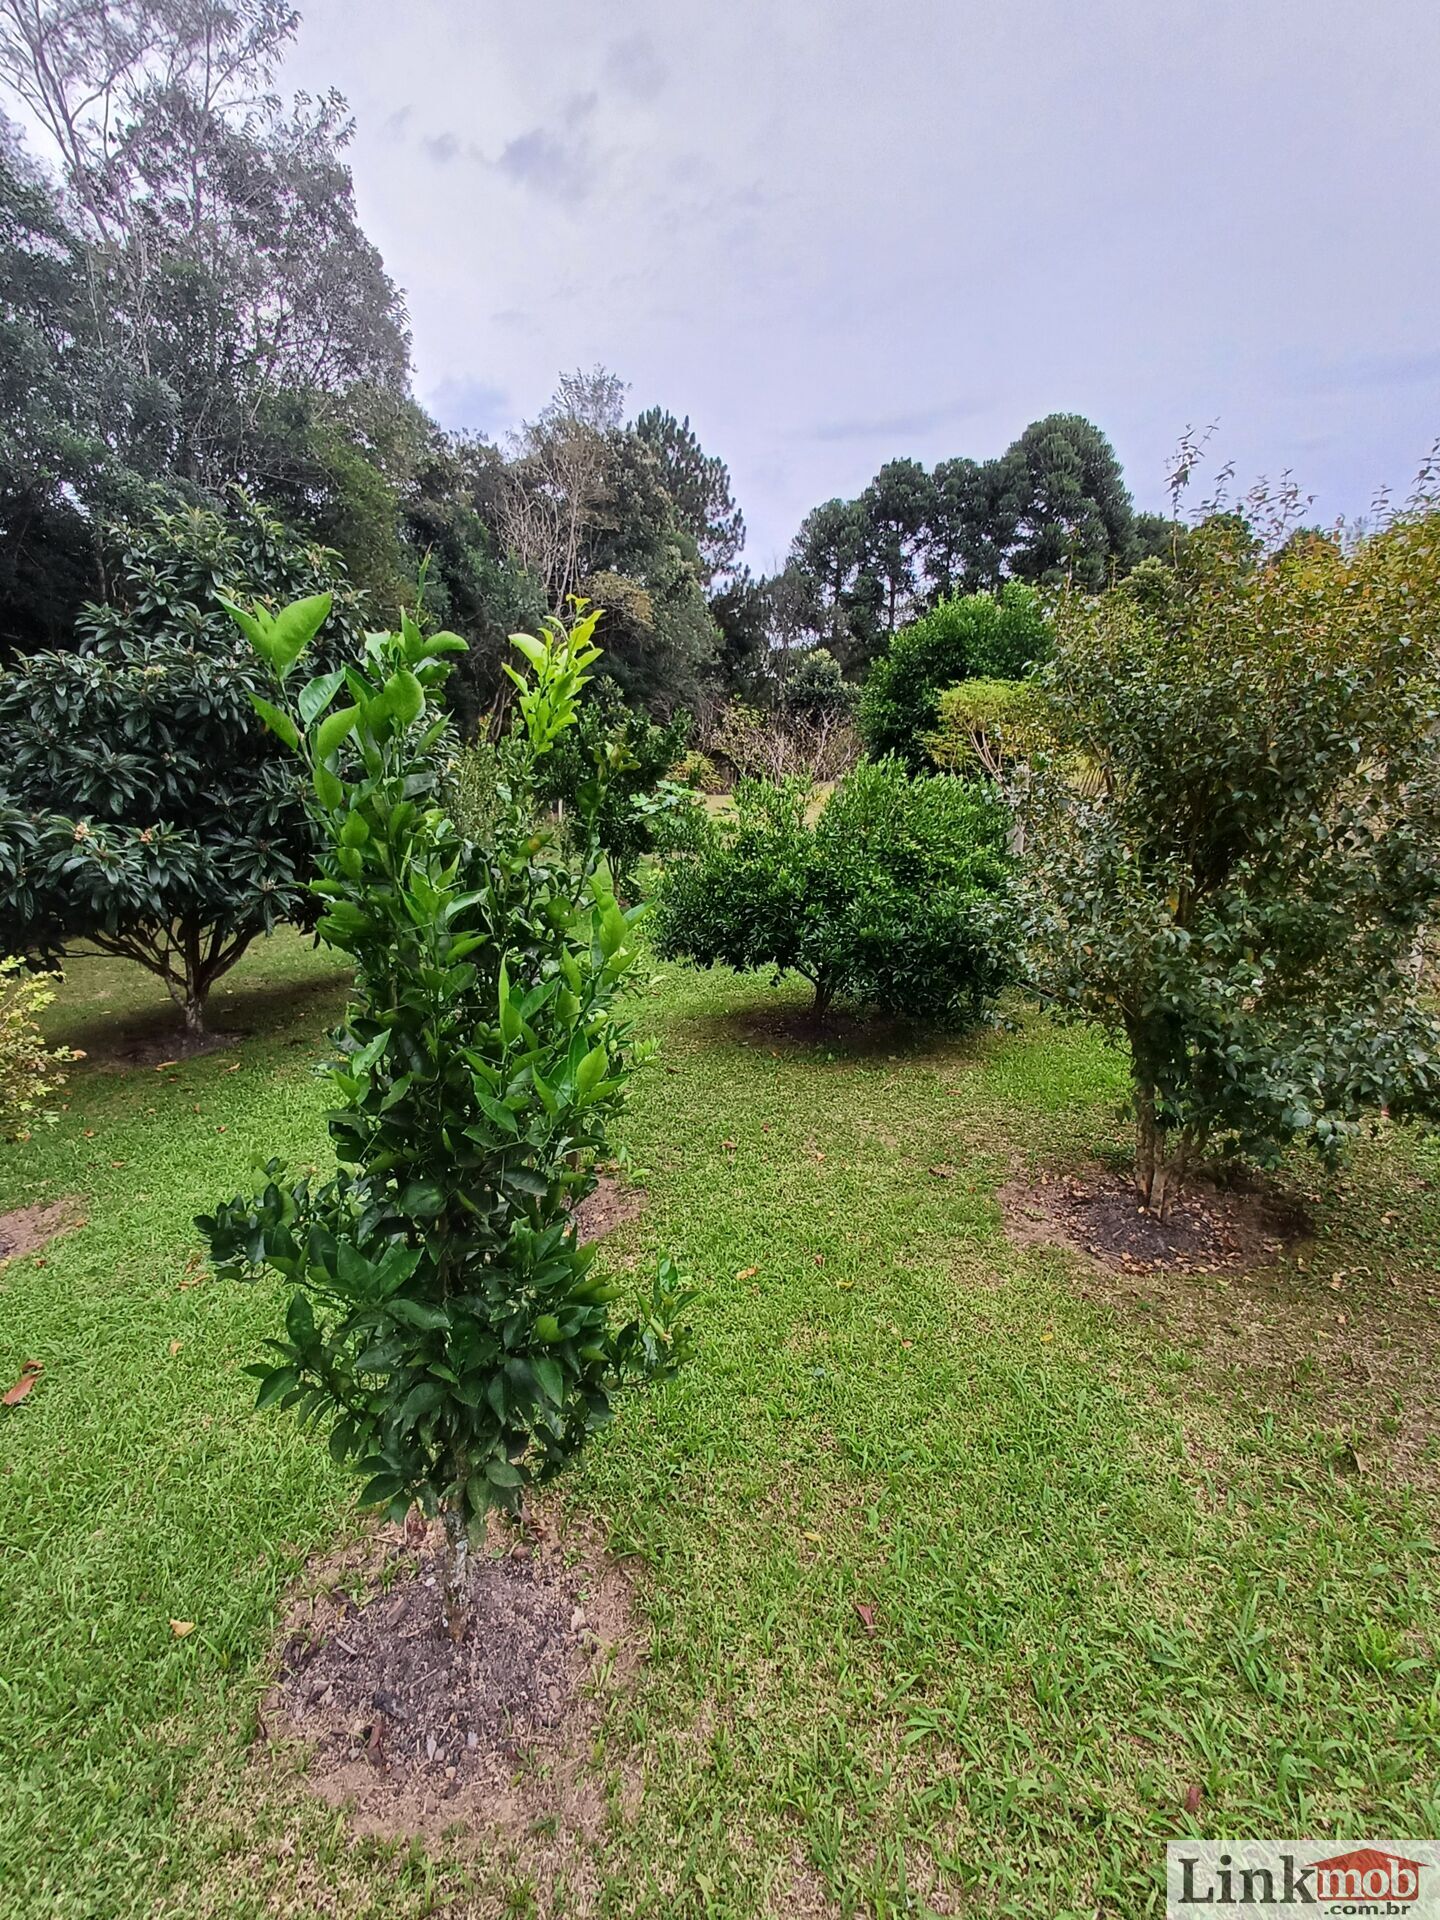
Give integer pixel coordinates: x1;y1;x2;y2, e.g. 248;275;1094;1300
652;758;1015;1021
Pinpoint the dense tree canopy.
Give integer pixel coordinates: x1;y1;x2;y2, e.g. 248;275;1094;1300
0;1;1170;742
0;493;363;1032
859;583;1052;767
1021;498;1440;1211
776;415;1143;669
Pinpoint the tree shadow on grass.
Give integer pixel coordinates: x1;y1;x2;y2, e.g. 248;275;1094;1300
65;961;351;1067
676;986;994;1067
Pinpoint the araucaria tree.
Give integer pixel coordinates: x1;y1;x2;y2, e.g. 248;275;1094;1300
1021;497;1440;1214
198;599;694;1641
0;495;365;1036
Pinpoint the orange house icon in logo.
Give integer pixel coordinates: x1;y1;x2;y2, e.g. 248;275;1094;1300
1310;1848;1423;1904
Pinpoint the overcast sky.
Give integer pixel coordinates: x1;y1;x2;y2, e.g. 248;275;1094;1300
286;0;1440;570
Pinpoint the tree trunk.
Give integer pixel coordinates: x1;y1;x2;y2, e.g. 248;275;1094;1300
1134;1080;1159;1210
182;991;206;1040
1133;1077;1190;1221
441;1503;470;1644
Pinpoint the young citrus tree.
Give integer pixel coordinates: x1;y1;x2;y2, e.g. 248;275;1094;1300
197;599;694;1640
1021;498;1440;1215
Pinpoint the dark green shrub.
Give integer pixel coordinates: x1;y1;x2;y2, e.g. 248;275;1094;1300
781;647;856;723
198;600;695;1641
859;583;1050;768
652;758;1014;1020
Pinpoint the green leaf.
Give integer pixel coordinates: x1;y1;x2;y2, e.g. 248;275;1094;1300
248;694;299;750
351;1028;391;1075
357;1472;404;1507
255;1365;300;1410
532;1356;564;1405
285;1292;315;1345
388;1297;451;1332
218;596;270;657
298;669;347;725
314;764;344;809
397;1380;445;1426
385;668;425;725
498;957;521;1045
316;704;359;761
268;593;333;679
399;1178;444;1218
575;1043;608;1098
485;1458;523;1488
473;1091;519;1136
510;632;548;670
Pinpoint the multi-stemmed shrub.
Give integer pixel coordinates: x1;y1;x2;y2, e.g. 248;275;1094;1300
197;599;694;1640
1021;497;1440;1215
652;758;1015;1021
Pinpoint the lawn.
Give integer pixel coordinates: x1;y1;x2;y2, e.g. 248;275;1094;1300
2;933;1437;1918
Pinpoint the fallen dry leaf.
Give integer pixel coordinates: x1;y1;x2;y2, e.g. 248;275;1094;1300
802;1529;823;1544
1184;1783;1203;1815
721;1138;737;1152
169;1339;183;1356
734;1265;758;1281
169;1619;195;1638
854;1600;878;1636
2;1360;42;1407
154;1060;179;1072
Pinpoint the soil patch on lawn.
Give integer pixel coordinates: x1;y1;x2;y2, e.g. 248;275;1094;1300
573;1172;646;1242
263;1513;639;1859
1001;1164;1308;1275
0;1196;87;1263
1007;1164;1440;1491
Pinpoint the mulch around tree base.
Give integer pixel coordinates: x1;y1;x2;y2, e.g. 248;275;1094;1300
263;1517;639;1847
1002;1165;1308;1274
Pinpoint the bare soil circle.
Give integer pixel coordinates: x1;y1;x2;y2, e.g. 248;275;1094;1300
264;1515;639;1846
1002;1164;1309;1274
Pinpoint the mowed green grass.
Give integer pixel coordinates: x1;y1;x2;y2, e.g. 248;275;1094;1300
1;933;1438;1919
